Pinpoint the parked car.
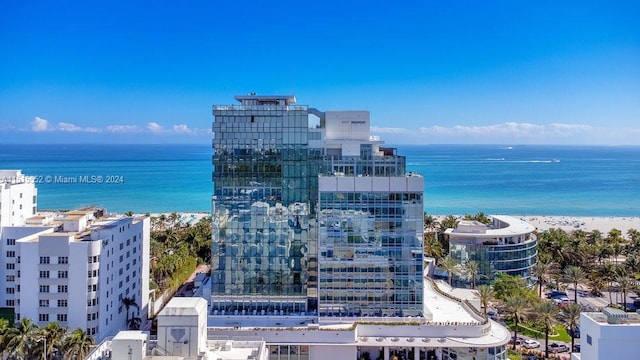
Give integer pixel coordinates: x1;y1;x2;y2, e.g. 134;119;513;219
511;336;524;346
548;343;569;353
547;290;568;299
573;344;581;352
633;298;640;309
487;310;498;320
553;296;571;305
523;339;541;349
567;325;580;338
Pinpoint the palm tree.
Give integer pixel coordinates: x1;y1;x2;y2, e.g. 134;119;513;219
615;273;631;311
537;301;560;359
607;228;625;264
0;318;39;359
440;215;459;231
532;260;554;297
465;260;480;289
37;321;67;360
477;284;494;317
62;329;95;360
563;265;587;303
563;303;581;352
122;296;139;329
503;295;530;350
440;256;458;286
423;233;444;259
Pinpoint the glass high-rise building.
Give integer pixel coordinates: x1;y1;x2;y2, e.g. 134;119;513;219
211;95;423;317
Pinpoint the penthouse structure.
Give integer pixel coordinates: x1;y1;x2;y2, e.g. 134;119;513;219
445;215;537;286
209;95;510;360
0;207;150;342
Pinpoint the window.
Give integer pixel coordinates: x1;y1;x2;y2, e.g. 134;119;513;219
87;285;92;292
17;256;20;263
39;271;50;278
6;275;14;282
119;243;124;250
38;314;49;322
39;256;50;264
6;238;15;246
6;288;14;294
587;335;592;345
6;263;15;270
119;255;123;263
6;300;14;307
58;256;68;264
126;239;130;246
6;251;15;258
87;270;92;278
126;251;130;258
57;299;68;307
39;285;49;293
57;285;68;293
39;299;49;307
17;271;20;277
57;314;67;322
58;271;68;278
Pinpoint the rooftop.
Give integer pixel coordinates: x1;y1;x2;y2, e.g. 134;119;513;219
445;215;535;236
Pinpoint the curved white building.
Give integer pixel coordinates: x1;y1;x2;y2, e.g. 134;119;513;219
445;215;537;286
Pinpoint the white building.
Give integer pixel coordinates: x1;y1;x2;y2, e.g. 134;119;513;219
0;170;37;227
86;297;268;360
0;208;150;342
571;308;640;360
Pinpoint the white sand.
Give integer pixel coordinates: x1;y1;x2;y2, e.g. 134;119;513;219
522;215;640;235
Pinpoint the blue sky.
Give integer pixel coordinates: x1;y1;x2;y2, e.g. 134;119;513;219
1;1;638;145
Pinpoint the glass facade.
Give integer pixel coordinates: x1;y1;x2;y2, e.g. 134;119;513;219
318;191;424;316
449;236;537;286
212;98;318;312
212;95;423;316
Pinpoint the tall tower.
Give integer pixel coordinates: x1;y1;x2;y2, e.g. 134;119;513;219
211;95;317;313
211;95;423;317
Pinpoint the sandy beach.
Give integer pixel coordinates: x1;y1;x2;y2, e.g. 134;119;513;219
435;215;640;236
522;215;640;235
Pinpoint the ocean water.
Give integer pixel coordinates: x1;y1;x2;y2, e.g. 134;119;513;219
0;144;639;216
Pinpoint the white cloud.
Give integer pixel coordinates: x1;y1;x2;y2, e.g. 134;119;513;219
106;125;141;133
31;117;50;132
147;122;164;133
58;122;82;132
172;124;191;134
370;126;412;134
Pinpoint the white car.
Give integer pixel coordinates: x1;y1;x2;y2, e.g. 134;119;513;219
523;339;541;349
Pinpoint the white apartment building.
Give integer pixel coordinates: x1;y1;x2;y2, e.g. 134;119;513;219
0;170;37;227
0;208;149;343
571;308;640;360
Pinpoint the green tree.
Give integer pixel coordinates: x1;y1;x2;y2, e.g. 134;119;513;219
122;296;139;329
463;212;491;225
563;265;587;303
464;260;480;289
615;273;631;311
504;295;530;350
440;256;458;286
563;303;581;352
493;273;529;301
0;318;39;359
62;329;95;360
536;301;560;359
532;259;555;298
477;284;494;317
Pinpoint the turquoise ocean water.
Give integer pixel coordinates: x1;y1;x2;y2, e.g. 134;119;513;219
0;144;638;216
